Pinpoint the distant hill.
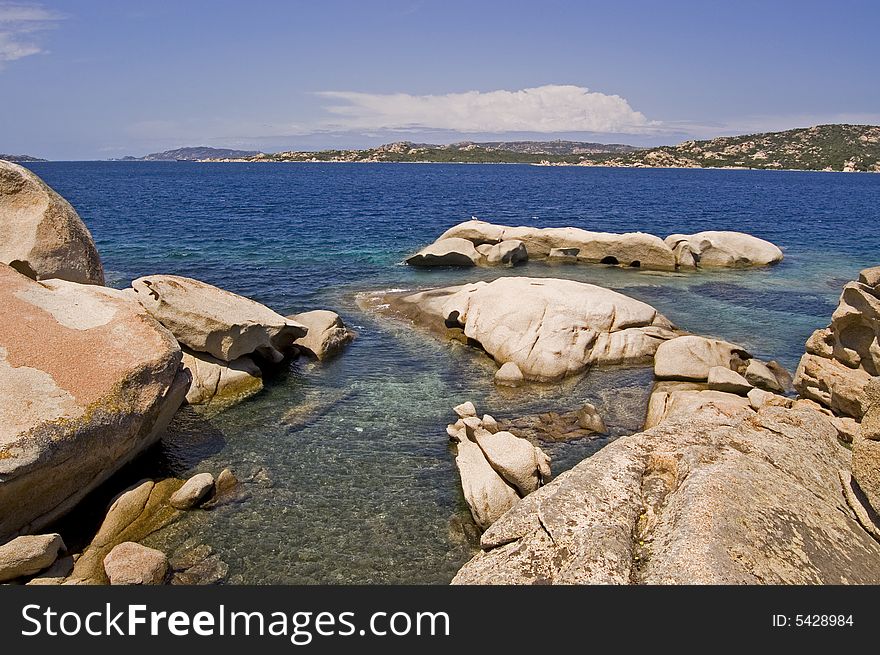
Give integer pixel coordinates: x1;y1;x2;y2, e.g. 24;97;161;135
237;140;641;164
461;140;638;155
120;126;880;170
0;154;48;162
119;146;262;161
575;124;880;172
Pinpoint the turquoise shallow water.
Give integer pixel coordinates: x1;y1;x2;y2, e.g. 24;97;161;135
26;162;880;583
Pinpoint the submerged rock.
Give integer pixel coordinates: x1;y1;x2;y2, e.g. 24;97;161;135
290;309;355;360
0;160;105;285
0;264;188;540
130;274;307;363
453;405;880;584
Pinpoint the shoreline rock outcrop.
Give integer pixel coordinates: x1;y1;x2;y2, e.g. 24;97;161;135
647;334;793;428
0;161;105;285
374;277;680;382
406;219;783;272
794;266;880;418
130;275;307;364
453;404;880;584
0;264;188;541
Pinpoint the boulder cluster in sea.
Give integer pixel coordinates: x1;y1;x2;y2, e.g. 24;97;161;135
446;402;551;530
444;266;880;584
0;160;354;585
406;219;784;271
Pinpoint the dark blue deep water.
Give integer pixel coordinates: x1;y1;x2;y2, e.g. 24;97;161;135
26;162;880;583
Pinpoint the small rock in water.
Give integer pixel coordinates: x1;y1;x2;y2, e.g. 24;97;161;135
169;473;215;510
576;403;607;433
215;468;238;496
103;542;168;585
494;362;525;387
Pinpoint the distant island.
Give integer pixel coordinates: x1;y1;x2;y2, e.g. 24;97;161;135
113;124;880;172
116;146;263;161
0;154;47;162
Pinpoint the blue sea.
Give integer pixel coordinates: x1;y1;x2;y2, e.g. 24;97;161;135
26;162;880;583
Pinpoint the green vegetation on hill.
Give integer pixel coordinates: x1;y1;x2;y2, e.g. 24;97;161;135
582;124;880;172
243;140;631;164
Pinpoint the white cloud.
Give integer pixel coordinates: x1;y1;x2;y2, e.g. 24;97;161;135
316;84;658;134
0;2;63;64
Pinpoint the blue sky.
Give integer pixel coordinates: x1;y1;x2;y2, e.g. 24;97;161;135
1;0;878;159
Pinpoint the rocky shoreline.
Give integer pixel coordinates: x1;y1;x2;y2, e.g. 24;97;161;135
2;157;879;586
0;160;355;584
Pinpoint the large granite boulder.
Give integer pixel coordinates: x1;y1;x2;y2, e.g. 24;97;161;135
794;267;880;418
130;275;307;363
453;405;880;584
181;348;263;411
289;310;355;360
405;237;481;267
0;161;105;285
390;277;679;382
0;265;188;540
664;231;784;268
